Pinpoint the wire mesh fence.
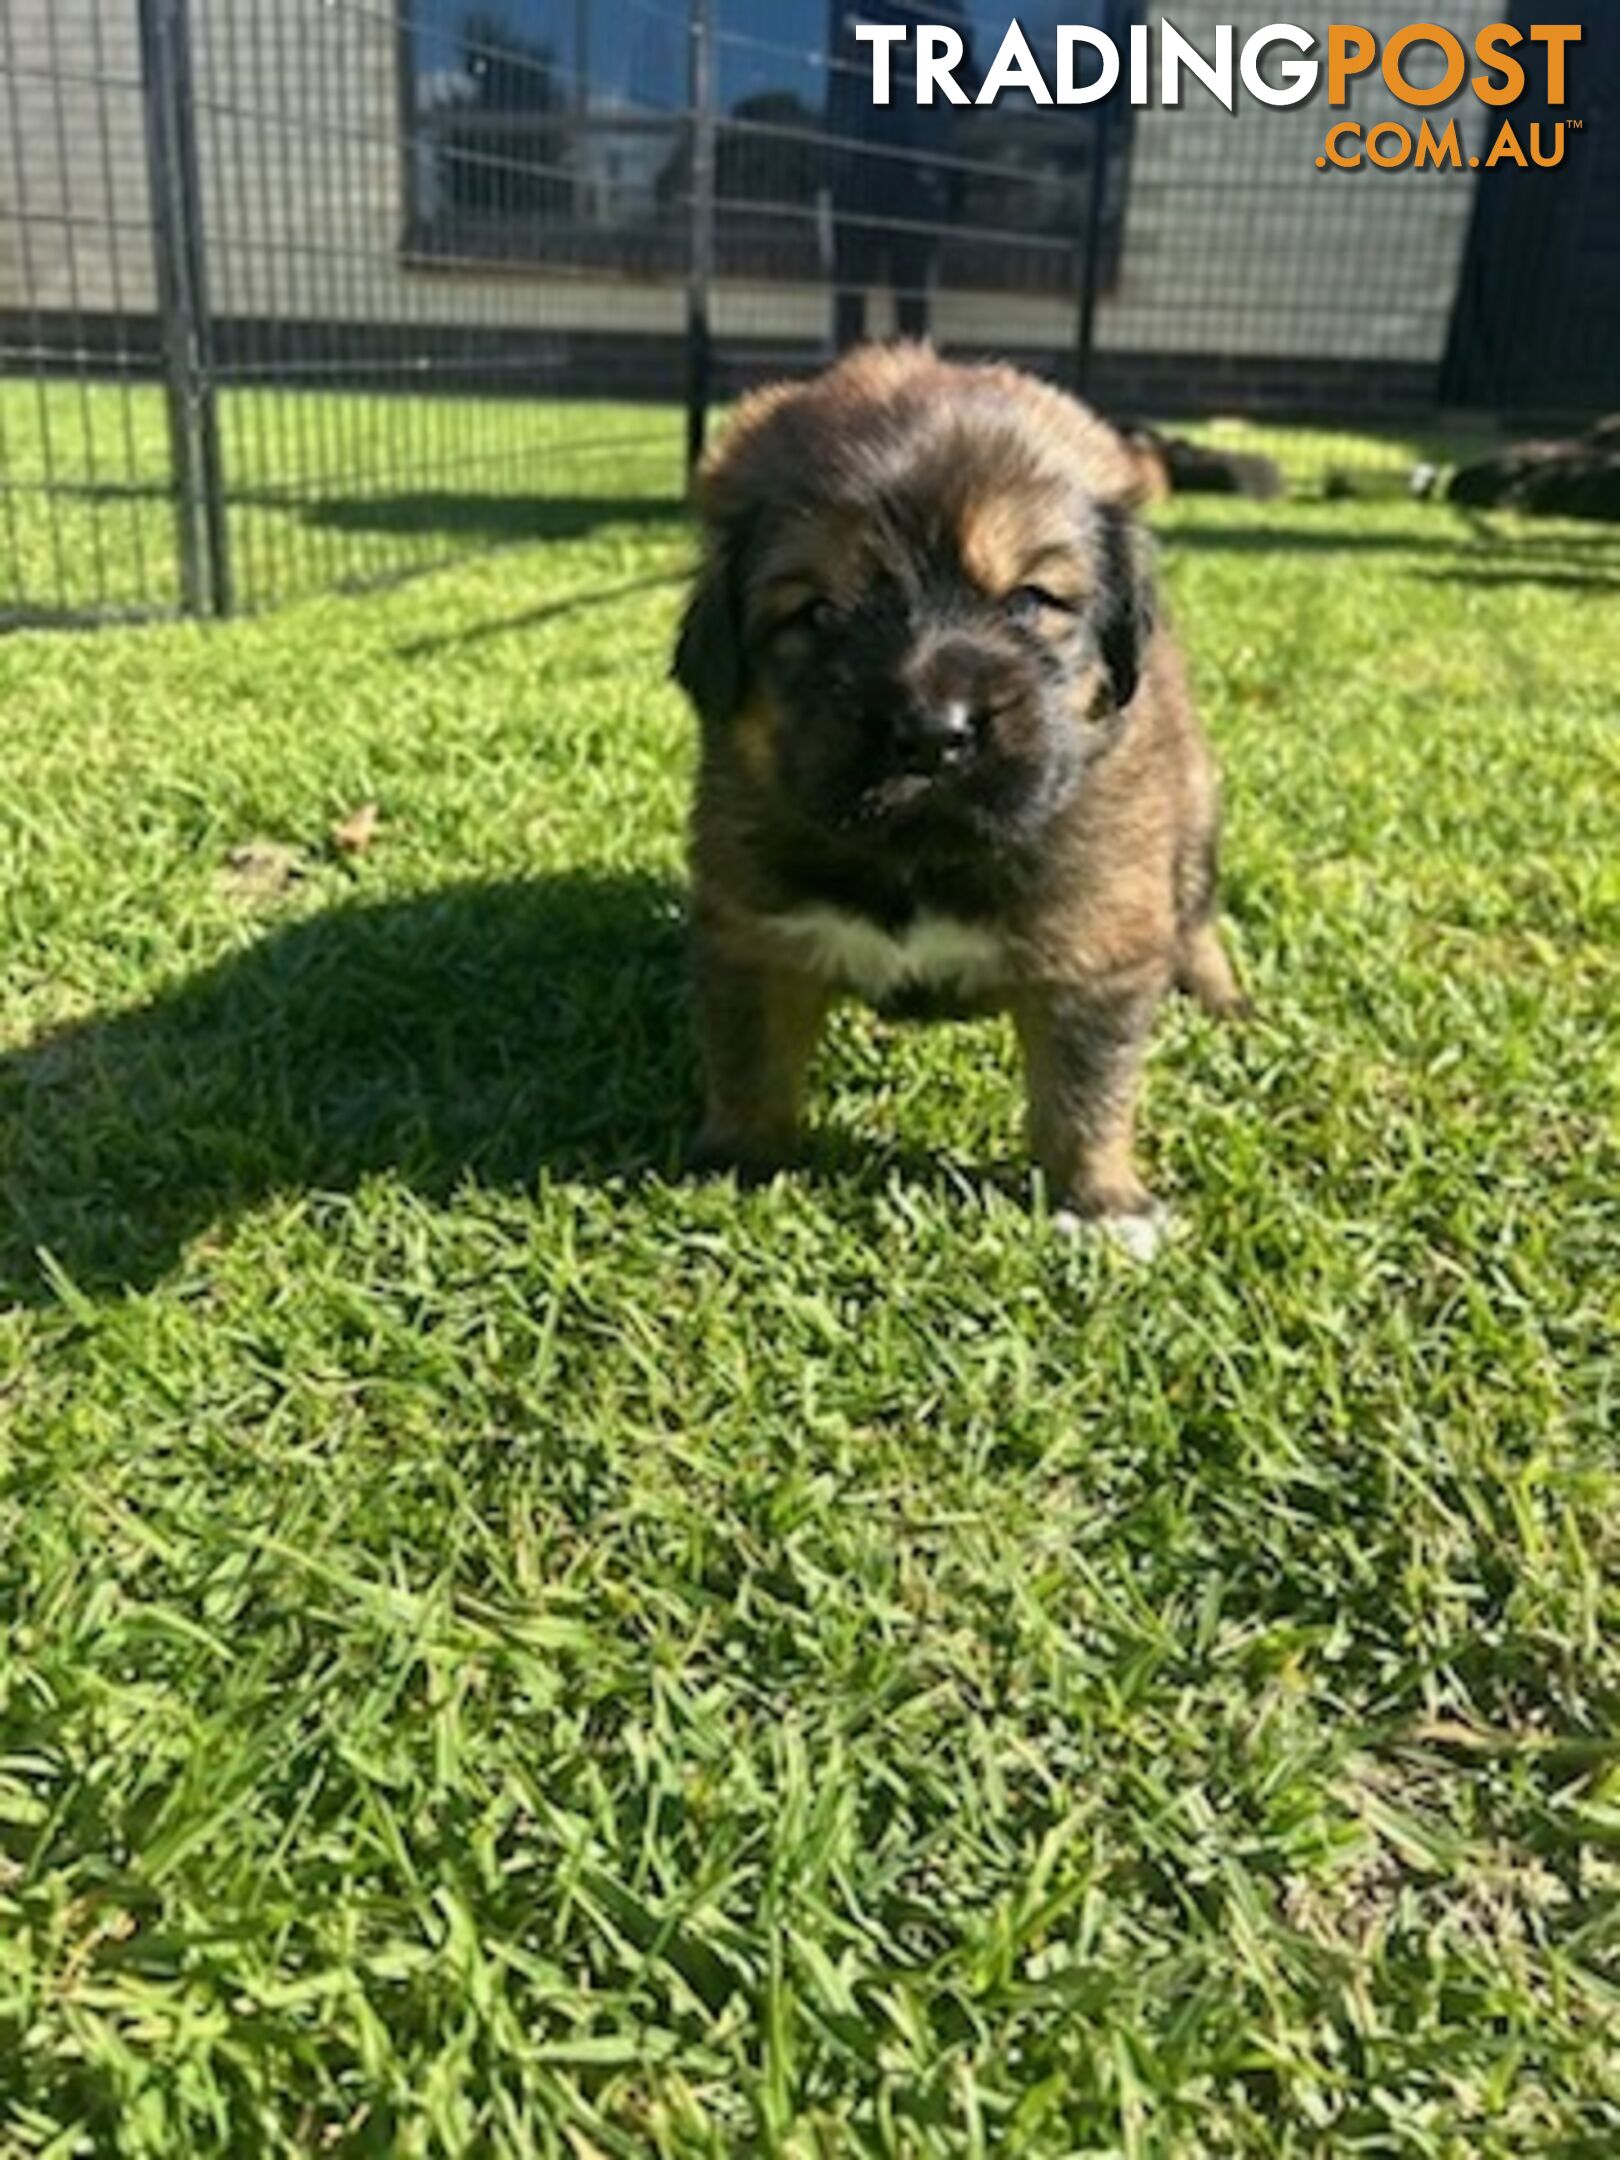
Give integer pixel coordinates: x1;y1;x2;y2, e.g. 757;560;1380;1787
0;1;1614;629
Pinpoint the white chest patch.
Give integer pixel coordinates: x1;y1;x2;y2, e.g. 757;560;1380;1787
766;906;1005;1001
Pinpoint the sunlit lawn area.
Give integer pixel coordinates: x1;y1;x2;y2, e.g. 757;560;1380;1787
1;399;1617;2152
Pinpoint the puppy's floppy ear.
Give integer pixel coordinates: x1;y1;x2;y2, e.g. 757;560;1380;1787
1094;503;1157;712
674;380;805;724
672;536;742;728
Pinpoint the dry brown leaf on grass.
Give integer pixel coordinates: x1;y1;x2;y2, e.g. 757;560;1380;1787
330;801;382;857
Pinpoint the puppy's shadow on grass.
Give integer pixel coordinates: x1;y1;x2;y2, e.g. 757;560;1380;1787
0;873;702;1308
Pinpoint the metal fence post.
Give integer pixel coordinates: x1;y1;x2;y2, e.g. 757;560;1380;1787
685;0;717;479
1074;100;1109;402
138;0;230;615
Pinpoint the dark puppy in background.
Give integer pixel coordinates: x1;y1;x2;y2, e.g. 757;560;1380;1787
673;345;1246;1247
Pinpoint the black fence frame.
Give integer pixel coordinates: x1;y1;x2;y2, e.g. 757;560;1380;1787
119;0;1122;622
138;0;229;615
1;0;1140;625
2;1;1613;629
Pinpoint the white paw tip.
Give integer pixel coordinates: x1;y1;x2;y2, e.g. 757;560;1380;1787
1052;1204;1175;1261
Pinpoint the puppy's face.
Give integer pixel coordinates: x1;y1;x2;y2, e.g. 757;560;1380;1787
676;350;1153;858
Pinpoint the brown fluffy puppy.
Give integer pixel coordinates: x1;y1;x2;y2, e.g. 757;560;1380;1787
673;345;1246;1241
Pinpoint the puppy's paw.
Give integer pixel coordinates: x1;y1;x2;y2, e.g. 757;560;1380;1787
1051;1198;1176;1262
687;1129;794;1187
1208;990;1256;1026
1176;927;1252;1024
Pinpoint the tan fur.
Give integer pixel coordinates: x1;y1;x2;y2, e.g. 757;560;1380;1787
958;494;1046;600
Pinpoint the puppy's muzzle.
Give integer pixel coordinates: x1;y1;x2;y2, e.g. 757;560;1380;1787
891;694;978;776
889;632;1015;779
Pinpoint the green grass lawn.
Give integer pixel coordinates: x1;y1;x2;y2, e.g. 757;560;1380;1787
1;418;1618;2155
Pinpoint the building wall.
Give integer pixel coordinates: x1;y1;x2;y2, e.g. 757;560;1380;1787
0;1;1497;370
1107;3;1495;363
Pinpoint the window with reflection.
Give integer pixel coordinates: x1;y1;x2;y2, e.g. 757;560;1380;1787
399;2;1135;302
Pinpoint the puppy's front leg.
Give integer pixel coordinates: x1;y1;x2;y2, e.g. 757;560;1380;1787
692;941;829;1174
1014;978;1165;1227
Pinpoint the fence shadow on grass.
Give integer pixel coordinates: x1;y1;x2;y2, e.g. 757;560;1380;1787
1415;563;1620;595
297;491;688;548
1160;515;1620;592
394;570;690;658
0;872;698;1307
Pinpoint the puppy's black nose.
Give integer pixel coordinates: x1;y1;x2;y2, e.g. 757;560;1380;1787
892;697;976;774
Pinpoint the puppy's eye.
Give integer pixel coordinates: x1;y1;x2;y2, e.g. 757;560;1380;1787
1004;584;1074;625
772;594;835;638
